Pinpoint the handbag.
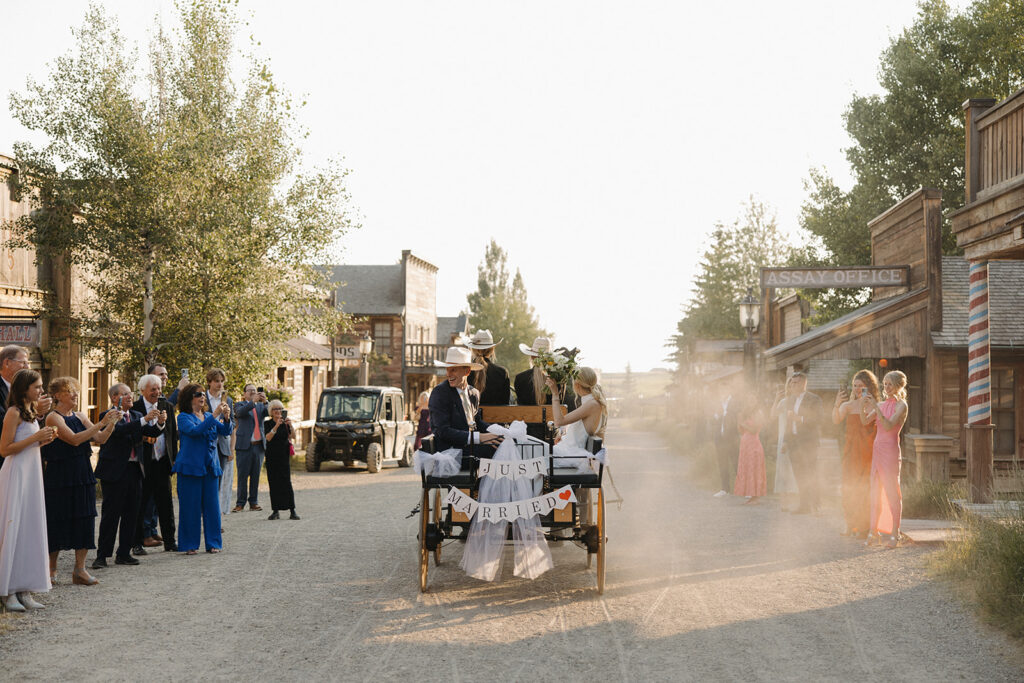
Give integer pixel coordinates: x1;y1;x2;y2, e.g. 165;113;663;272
289;442;295;457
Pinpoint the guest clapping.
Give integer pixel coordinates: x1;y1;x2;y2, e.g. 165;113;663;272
264;400;298;520
174;384;231;554
43;378;118;586
133;374;179;553
0;369;57;611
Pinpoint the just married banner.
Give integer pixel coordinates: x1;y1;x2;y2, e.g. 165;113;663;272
477;456;547;481
445;485;577;522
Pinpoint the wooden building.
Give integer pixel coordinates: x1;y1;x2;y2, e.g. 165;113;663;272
0;154;113;420
950;88;1024;500
762;187;1024;490
327;250;467;412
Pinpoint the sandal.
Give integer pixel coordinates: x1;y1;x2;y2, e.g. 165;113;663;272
185;549;198;555
72;569;99;586
206;548;222;554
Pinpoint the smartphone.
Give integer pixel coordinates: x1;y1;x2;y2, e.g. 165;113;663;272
181;368;189;380
257;386;264;394
281;409;288;420
840;381;848;394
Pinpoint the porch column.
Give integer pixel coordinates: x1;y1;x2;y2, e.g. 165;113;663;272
965;260;995;503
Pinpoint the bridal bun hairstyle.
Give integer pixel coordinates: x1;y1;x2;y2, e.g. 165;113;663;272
883;370;908;401
574;366;608;439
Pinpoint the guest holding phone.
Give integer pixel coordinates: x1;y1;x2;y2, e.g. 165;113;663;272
264;400;298;520
232;384;269;512
0;369;57;611
833;370;879;538
43;377;118;586
175;384;231;554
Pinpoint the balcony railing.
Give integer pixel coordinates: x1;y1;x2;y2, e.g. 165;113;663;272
404;342;452;368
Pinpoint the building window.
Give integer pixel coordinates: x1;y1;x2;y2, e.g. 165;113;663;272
992;367;1015;457
374;320;392;352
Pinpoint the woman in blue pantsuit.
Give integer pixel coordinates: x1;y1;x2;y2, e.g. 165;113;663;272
174;383;232;554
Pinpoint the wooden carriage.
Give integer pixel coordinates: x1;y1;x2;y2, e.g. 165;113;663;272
417;405;607;593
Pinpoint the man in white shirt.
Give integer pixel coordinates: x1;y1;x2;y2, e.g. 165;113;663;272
784;371;824;513
428;347;502;454
132;375;179;552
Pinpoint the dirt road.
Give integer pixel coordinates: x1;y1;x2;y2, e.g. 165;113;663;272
3;426;1022;681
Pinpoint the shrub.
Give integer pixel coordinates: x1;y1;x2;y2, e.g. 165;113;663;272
902;479;963;520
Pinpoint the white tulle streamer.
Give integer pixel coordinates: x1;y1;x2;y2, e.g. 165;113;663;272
412;447;463;477
459;425;553;582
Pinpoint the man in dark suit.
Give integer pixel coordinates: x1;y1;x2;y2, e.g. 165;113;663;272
713;379;740;497
93;384;164;568
132;374;179;553
233;384;268;512
429;347;501;455
513;337;578;440
0;345;31;472
784;371;824;513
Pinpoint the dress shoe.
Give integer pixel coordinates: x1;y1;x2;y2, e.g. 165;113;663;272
131;545;148;556
231;505;244;513
142;536;161;547
267;510;280;520
249;504;262;511
72;570;99;586
164;543;179;552
289;510;300;520
91;557;108;569
115;555;140;566
153;534;163;543
4;594;25;612
17;593;44;610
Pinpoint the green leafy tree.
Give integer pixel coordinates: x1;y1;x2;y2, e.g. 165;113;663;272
465;239;548;376
6;1;357;388
671;198;792;370
798;0;1024;321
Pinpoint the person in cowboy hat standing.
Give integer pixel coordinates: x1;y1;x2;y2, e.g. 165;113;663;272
464;330;512;406
514;337;579;408
428;347;502;455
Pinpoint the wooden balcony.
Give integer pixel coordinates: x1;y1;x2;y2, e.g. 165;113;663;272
404;342;451;370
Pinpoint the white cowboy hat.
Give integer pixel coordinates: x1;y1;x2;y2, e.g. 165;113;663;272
519;336;552;357
463;329;502;350
434;346;484;370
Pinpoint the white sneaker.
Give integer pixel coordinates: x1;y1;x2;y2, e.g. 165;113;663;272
17;592;44;610
713;490;729;498
4;594;25;612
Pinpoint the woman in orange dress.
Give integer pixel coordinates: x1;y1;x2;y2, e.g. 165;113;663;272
733;402;766;504
861;370;908;548
832;370;879;538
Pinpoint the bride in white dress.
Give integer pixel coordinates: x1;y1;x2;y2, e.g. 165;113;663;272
0;369;57;611
547;367;608;527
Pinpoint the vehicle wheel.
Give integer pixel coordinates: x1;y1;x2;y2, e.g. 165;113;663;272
419;489;430;592
305;444;321;472
398;439;414;468
366;443;383;473
432;489;443;565
596;487;606;594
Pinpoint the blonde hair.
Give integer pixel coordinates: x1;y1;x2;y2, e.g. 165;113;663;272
49;376;80;397
574;366;608;440
532;364;546;406
267;399;285;412
883;370;908;401
470;347;493;394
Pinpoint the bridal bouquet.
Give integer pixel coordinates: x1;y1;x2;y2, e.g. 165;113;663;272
535;346;581;394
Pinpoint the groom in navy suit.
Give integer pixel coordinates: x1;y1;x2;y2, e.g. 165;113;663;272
429;347;502;455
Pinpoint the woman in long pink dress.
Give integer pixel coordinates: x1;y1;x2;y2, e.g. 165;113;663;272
734;403;767;504
861;370;908;548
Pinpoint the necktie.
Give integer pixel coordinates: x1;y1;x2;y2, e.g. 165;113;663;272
459;389;476;430
252;407;261;442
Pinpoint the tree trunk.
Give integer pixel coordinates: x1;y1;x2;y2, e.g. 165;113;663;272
143;244;155;365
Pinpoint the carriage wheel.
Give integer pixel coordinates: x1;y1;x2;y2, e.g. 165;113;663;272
596;487;606;594
432;489;443;565
419;489;430;592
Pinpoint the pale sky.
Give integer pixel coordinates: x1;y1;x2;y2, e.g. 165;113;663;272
0;1;973;373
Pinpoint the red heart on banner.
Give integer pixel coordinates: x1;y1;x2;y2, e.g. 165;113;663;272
558;490;571;501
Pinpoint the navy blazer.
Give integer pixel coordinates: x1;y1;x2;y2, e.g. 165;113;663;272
174;412;231;477
94;409;162;482
428;382;492;453
233;400;268;451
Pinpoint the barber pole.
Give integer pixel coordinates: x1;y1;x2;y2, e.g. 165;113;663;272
966;261;991;425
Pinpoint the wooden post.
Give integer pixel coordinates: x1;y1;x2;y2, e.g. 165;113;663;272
962;98;996;204
965;260;993;503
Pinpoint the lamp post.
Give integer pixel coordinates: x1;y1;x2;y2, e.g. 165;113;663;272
738;286;761;385
358;332;373;386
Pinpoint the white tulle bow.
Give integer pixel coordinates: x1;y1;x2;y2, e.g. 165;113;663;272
412;447;463;477
486;420;529;442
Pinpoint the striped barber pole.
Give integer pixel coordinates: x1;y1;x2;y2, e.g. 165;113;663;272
967;261;991;425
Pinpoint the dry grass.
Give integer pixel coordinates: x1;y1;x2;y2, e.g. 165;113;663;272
902;479;964;520
930;505;1024;639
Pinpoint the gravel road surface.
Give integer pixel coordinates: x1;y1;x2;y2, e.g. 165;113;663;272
2;425;1022;681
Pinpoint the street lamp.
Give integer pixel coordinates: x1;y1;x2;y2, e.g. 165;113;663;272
358;332;373;386
738;286;761;383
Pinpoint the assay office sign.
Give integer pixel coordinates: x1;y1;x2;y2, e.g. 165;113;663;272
760;266;910;289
